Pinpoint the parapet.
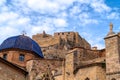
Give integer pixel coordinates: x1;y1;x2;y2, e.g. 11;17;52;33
54;32;75;37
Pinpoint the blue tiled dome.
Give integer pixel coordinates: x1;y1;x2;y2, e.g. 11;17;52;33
0;35;44;58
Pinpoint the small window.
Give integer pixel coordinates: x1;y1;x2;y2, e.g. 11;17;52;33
19;54;25;61
62;33;64;35
111;78;116;80
3;54;7;60
85;77;90;80
58;33;60;35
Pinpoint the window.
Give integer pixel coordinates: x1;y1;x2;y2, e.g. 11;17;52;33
111;78;116;80
19;54;25;61
3;54;7;60
85;77;90;80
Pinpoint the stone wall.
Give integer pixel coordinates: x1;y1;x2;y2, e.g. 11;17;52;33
106;74;120;80
75;65;97;80
96;64;106;80
0;49;40;67
105;34;120;80
54;75;63;80
68;48;105;63
26;59;63;80
75;64;105;80
105;35;120;72
65;51;75;80
65;48;106;80
32;31;91;60
0;58;27;80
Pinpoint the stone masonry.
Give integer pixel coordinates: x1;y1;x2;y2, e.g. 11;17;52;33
32;31;91;60
0;23;120;80
105;23;120;80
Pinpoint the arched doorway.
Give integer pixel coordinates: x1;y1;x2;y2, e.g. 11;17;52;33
85;77;90;80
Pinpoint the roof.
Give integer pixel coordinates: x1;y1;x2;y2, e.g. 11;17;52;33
0;35;44;58
0;57;28;75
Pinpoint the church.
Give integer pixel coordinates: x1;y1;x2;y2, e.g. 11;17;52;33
0;23;119;80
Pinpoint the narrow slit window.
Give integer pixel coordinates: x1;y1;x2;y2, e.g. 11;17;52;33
111;78;116;80
19;54;25;61
3;54;7;60
85;77;90;80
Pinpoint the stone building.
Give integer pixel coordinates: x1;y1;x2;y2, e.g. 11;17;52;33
0;23;119;80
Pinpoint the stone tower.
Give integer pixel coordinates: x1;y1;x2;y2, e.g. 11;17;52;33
65;50;78;80
104;23;120;80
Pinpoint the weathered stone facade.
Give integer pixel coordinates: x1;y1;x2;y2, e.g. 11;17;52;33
26;59;63;80
0;23;120;80
32;31;91;60
104;23;120;80
75;64;106;80
0;58;27;80
0;49;40;67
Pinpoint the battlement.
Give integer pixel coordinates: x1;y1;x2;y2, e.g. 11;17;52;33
32;31;91;59
33;31;91;48
54;32;75;37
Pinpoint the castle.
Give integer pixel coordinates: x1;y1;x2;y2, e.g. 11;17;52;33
0;23;119;80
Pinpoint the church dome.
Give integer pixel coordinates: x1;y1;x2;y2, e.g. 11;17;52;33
0;35;44;58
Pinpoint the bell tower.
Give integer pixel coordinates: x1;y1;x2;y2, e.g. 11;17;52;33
104;23;120;80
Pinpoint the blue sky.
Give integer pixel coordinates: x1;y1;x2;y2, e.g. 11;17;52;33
0;0;120;49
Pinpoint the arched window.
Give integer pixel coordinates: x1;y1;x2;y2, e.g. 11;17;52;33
85;77;90;80
111;78;116;80
3;54;7;60
19;54;25;61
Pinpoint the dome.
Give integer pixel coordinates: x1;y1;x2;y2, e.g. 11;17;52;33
0;35;44;58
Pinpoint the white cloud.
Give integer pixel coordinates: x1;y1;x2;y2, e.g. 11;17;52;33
57;12;68;18
0;0;6;6
27;0;59;13
0;26;19;44
0;0;120;49
70;6;82;16
78;13;98;25
26;0;75;14
53;18;68;27
107;12;119;19
0;26;19;36
91;1;111;13
17;18;30;25
31;25;54;34
79;13;89;19
81;32;105;49
0;12;19;24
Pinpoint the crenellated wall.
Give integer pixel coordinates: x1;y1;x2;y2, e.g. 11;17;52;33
32;31;91;60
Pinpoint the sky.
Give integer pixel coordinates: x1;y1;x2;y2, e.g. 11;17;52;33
0;0;120;49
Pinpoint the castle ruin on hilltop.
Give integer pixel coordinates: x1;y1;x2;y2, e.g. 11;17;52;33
0;23;119;80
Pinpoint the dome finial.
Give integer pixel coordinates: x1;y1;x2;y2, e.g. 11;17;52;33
21;30;27;36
